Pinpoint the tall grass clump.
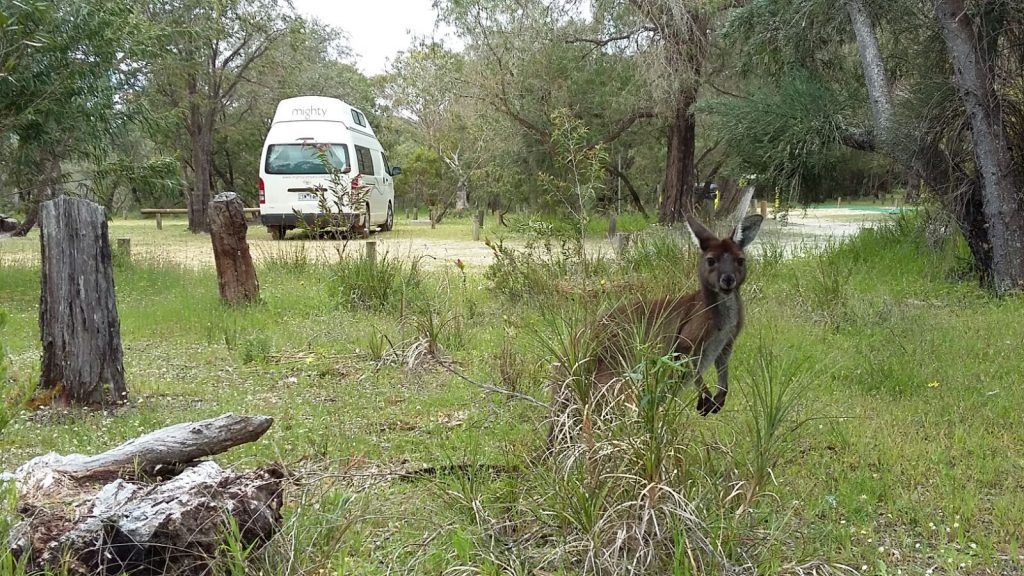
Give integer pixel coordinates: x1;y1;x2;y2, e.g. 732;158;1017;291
254;241;322;274
617;229;697;290
0;310;31;435
794;241;854;333
736;339;814;513
329;252;424;310
533;299;740;574
241;483;360;575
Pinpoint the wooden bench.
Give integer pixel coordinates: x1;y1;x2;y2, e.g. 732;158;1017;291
141;208;261;229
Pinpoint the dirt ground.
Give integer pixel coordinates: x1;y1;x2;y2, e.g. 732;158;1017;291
0;207;897;270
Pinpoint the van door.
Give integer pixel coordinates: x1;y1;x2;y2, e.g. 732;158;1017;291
353;143;381;224
379;151;395;220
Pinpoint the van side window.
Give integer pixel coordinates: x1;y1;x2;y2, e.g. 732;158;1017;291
354;145;376;176
351;109;367;127
382;153;392;176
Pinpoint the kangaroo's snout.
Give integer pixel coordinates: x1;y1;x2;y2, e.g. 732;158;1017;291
719;274;737;291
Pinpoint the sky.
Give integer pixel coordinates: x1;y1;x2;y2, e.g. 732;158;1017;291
290;0;461;75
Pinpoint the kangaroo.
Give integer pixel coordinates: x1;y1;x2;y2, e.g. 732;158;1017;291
548;194;763;448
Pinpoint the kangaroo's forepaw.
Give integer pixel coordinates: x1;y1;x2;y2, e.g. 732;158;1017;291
696;394;714;416
709;391;727;414
697;392;727;416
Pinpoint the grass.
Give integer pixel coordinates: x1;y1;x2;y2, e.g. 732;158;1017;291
1;211;1023;574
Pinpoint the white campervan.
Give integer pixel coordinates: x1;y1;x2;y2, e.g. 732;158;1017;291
258;96;399;239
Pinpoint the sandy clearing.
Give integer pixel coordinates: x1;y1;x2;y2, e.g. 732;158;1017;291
0;207;896;269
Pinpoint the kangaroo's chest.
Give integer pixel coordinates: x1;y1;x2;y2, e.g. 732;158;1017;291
693;296;740;375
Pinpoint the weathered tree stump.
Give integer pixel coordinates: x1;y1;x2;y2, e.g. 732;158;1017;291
614;232;633;257
116;237;131;262
208;192;259;305
39;197;127;406
4;414;281;575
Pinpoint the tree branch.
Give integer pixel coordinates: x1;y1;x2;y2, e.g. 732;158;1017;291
605;163;649;217
587;110;656;150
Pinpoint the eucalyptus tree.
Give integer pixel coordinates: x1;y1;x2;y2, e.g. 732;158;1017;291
435;0;656;217
141;0;291;233
0;0;145;234
713;0;1024;291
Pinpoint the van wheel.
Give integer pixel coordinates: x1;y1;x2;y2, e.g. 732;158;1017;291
269;225;285;241
382;203;394;232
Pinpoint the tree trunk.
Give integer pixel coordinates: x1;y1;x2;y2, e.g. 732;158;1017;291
659;95;698;225
38;197;127;406
455;180;469;211
845;0;894;142
187;99;213;234
934;0;1024;293
13;147;63;237
209;192;259;305
7;414;281;575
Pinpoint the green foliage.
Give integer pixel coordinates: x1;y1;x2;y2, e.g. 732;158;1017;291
540;109;609;241
699;73;871;205
401;147;446;207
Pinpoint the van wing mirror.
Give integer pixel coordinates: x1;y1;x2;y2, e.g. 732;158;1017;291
389;166;402;177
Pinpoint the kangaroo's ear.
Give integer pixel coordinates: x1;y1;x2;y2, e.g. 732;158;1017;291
733;214;764;248
685;213;716;251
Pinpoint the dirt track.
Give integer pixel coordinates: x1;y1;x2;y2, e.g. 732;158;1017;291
0;207;898;270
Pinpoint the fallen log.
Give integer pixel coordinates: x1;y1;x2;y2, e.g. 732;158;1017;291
4;414;282;575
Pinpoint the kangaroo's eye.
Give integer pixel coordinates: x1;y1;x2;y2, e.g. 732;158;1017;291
737;257;746;266
705;257;717;266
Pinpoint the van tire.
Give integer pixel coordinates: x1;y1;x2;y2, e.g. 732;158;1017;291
269;225;285;241
382;203;394;232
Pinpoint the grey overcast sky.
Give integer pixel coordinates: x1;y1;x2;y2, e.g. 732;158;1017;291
289;0;460;75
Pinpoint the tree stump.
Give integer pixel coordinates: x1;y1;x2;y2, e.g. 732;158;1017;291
614;232;633;258
116;237;131;262
5;414;282;575
208;192;259;305
38;196;127;406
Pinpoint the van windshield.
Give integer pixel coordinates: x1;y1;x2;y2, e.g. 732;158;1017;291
265;143;350;175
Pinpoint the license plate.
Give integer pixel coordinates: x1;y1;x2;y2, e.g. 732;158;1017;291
297;192;317;202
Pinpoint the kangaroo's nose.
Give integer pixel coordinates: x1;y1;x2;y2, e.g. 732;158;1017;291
720;275;736;290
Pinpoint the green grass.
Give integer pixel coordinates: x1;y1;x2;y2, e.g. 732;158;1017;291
1;213;1023;574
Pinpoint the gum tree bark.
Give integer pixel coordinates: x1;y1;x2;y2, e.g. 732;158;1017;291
38;196;127;406
933;0;1024;293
